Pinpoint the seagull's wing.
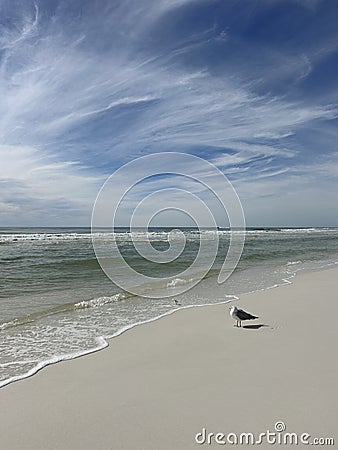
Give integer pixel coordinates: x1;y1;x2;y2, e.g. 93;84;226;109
236;309;258;320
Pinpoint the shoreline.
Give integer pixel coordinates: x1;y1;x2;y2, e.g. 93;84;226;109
2;224;338;392
0;262;335;390
1;266;337;449
0;264;301;390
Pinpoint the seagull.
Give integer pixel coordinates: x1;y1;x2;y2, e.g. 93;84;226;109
229;305;258;327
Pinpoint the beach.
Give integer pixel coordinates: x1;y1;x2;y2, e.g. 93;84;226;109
0;267;337;449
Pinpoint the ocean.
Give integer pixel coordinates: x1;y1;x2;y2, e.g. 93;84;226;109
1;227;338;388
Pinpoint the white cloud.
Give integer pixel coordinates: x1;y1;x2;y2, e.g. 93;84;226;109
0;0;337;225
0;144;104;225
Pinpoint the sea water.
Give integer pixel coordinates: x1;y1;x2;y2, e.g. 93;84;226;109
1;227;338;387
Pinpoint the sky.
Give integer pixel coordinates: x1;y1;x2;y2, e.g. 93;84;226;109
0;0;337;227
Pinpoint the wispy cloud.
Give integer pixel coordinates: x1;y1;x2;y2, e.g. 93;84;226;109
0;0;337;226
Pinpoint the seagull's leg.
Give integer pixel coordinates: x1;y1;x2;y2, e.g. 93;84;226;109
239;320;242;327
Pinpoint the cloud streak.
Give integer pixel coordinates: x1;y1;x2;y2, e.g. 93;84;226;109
0;0;337;226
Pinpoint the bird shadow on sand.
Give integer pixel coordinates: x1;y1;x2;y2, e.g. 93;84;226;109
242;323;268;330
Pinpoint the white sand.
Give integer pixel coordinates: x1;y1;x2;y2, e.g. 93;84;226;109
0;268;337;449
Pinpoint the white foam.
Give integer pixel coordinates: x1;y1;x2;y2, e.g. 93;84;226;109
225;294;240;300
0;319;20;331
2;227;338;243
167;278;195;288
0;233;92;242
74;293;125;309
0;336;108;389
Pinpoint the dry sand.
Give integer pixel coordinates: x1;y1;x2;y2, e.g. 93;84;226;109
0;268;337;449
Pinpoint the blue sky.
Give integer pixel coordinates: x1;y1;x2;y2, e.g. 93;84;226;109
0;0;337;227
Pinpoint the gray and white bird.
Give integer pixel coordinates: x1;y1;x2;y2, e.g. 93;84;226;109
229;305;258;327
